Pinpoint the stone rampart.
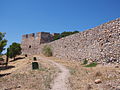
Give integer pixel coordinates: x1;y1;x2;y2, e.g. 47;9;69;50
21;18;120;64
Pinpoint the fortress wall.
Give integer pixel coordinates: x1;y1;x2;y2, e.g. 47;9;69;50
22;18;120;64
21;32;54;55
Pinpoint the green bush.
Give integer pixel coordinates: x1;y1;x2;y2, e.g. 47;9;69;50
42;45;52;57
53;31;79;40
82;59;88;65
85;62;97;67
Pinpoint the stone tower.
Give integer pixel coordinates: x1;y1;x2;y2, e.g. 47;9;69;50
21;32;57;54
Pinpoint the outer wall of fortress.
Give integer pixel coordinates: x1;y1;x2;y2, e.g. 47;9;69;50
21;18;120;64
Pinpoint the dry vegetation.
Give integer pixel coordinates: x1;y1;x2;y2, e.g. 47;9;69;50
47;56;120;90
0;55;58;90
0;55;120;90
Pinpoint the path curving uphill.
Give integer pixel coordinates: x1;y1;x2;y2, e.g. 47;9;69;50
38;56;71;90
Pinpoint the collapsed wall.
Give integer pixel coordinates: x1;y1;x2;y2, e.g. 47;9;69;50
22;18;120;64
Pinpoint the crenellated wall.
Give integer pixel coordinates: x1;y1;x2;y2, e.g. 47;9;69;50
21;18;120;64
21;32;58;54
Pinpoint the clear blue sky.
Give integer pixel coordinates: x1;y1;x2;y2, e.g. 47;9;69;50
0;0;120;49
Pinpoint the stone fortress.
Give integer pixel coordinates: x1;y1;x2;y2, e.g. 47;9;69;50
21;18;120;64
21;32;59;54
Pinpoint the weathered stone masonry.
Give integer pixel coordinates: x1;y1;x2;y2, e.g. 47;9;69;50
21;18;120;64
21;32;59;54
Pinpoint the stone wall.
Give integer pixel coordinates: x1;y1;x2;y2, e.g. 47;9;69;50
21;32;56;54
21;18;120;64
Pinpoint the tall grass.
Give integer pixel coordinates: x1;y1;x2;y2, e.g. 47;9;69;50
42;45;52;57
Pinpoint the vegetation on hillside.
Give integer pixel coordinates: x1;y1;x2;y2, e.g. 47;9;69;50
81;58;88;65
42;45;52;57
0;32;7;55
85;62;97;67
0;32;7;66
7;42;21;60
53;31;79;40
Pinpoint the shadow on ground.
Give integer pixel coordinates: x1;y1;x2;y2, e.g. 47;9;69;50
0;65;15;70
10;57;25;62
0;73;11;77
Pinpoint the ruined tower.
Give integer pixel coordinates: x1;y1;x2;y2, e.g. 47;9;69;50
21;32;56;55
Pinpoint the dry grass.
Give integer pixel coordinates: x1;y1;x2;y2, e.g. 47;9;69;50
0;55;58;90
0;55;120;90
47;56;120;90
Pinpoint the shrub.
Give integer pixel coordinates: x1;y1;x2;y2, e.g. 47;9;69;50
82;58;88;65
85;62;97;67
42;45;52;57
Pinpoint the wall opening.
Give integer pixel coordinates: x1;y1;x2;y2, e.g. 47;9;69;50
29;45;31;48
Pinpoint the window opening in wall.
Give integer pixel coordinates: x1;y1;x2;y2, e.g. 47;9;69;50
29;45;31;48
26;34;28;38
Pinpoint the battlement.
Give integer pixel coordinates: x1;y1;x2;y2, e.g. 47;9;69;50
22;32;59;40
22;32;57;39
36;32;50;37
22;34;28;39
52;33;60;36
21;32;60;50
28;33;35;38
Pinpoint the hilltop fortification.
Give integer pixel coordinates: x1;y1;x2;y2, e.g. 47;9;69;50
21;32;59;54
21;18;120;64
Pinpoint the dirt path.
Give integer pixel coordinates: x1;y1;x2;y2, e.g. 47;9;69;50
37;56;71;90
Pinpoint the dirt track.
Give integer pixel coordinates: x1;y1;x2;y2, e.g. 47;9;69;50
38;56;71;90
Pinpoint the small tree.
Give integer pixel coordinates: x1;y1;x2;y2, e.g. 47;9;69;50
0;32;7;55
0;32;7;66
8;42;21;60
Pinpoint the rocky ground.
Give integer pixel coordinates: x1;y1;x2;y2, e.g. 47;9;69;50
0;55;120;90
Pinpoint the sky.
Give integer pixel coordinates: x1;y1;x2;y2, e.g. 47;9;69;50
0;0;120;51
